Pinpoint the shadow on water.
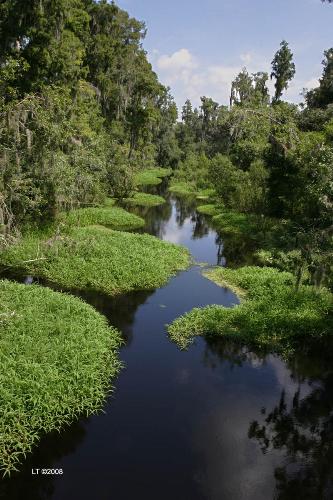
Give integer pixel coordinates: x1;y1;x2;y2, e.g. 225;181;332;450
1;188;333;500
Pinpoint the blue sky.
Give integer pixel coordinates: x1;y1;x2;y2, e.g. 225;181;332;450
116;0;333;111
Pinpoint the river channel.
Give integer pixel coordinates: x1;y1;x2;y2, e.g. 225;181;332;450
1;189;332;500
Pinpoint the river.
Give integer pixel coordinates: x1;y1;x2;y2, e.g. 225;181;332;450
1;189;332;500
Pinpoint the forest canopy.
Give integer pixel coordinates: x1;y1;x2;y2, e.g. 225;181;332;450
0;0;178;237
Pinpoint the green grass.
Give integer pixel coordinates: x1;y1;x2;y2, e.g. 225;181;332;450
197;204;221;216
168;183;216;201
124;192;166;207
61;206;144;231
0;226;190;295
168;181;197;196
196;188;216;201
103;198;116;207
0;280;122;475
168;266;333;351
212;211;256;236
135;168;172;186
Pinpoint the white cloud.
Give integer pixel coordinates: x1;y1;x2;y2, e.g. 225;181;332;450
157;48;197;72
150;47;320;112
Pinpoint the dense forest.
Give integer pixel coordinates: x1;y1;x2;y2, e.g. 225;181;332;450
0;0;178;234
0;0;333;494
1;1;332;290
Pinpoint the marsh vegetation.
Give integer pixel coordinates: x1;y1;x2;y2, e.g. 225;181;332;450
0;280;122;475
0;0;333;497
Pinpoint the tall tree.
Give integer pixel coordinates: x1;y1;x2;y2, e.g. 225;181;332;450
252;72;270;105
230;68;254;107
306;49;333;108
271;40;296;103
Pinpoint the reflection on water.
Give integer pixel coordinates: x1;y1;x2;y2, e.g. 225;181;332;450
248;350;333;500
1;190;333;500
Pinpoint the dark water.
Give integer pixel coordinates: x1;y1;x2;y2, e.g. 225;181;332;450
1;193;333;500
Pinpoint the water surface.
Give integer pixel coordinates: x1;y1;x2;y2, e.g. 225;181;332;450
1;193;333;500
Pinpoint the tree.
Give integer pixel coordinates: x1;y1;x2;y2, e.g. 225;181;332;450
252;72;270;105
230;68;254;106
271;40;296;102
306;49;333;108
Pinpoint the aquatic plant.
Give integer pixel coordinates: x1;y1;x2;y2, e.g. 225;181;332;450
196;188;216;201
168;266;333;351
62;206;145;231
168;182;197;196
135;168;172;186
0;280;122;475
197;204;221;216
0;226;190;295
124;192;166;207
212;211;256;236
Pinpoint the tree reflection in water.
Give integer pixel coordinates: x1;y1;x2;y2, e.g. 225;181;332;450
248;347;333;500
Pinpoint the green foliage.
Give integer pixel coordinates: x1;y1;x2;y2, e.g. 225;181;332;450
197;205;221;216
168;266;333;351
134;168;172;186
62;206;145;231
173;152;210;188
106;146;136;200
230;69;270;107
0;279;122;475
123;192;166;207
271;41;296;102
212;211;256;236
306;49;333;108
168;182;197;196
196;188;216;201
0;1;176;231
0;226;190;296
209;155;268;213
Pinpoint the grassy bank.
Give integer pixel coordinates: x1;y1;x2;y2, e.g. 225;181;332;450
168;266;333;351
0;280;122;475
0;226;190;295
135;167;172;186
124;192;166;207
62;206;145;231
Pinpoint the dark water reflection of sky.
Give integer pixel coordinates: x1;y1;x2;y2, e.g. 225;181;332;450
1;193;333;500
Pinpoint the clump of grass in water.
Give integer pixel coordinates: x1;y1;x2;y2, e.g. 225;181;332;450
168;184;216;200
135;167;172;186
168;181;197;196
196;188;216;201
167;266;333;352
197;204;222;216
123;192;166;207
62;206;145;231
211;211;256;236
0;226;190;295
0;280;122;476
